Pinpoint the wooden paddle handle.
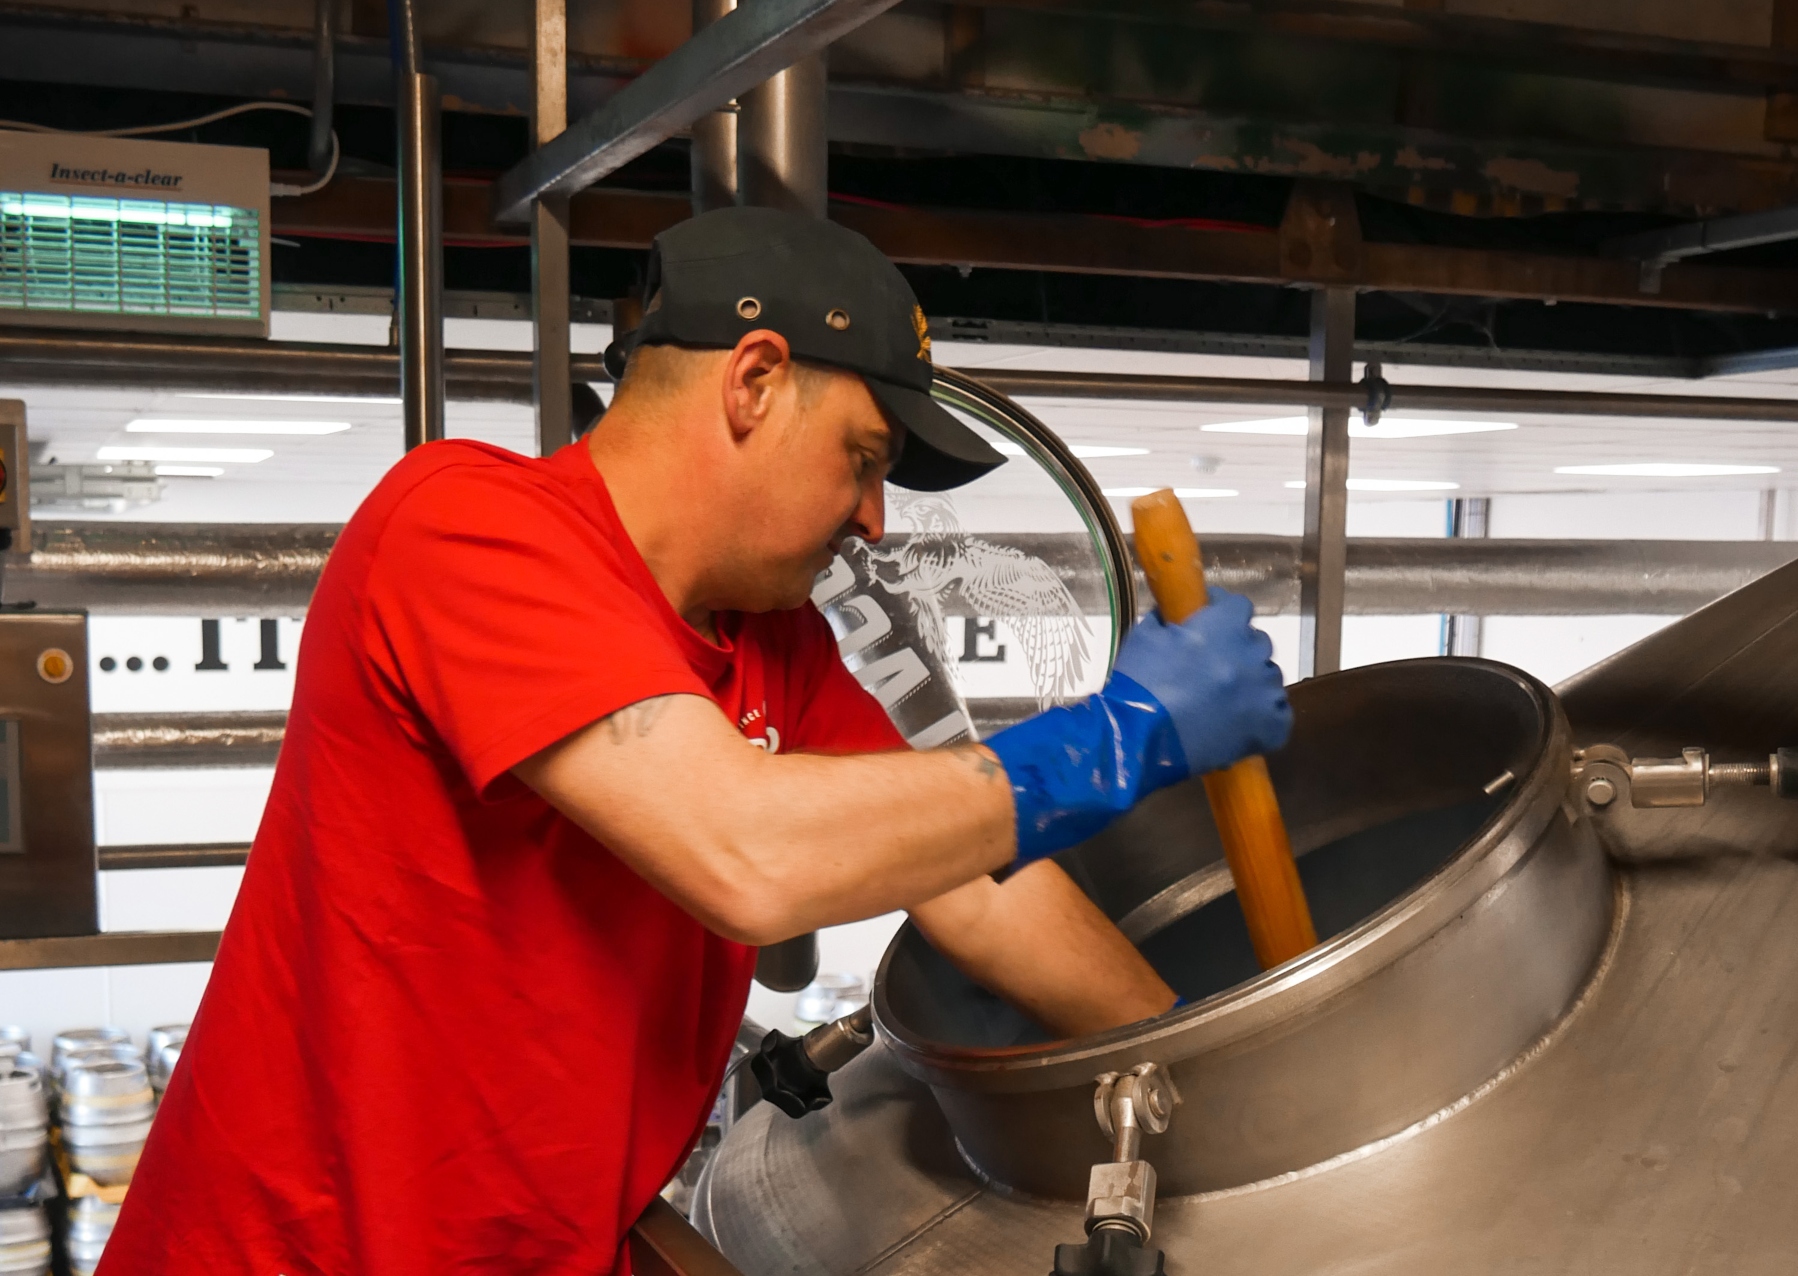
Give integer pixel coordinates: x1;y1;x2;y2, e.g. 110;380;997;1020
1131;489;1318;969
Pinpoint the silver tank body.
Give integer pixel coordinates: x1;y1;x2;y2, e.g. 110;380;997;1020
696;552;1798;1275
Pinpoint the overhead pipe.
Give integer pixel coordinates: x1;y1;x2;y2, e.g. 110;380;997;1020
308;0;338;177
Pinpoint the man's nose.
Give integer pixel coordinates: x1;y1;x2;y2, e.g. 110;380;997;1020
851;483;886;544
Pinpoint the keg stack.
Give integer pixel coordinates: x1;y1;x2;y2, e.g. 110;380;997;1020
0;1029;49;1276
43;1024;189;1276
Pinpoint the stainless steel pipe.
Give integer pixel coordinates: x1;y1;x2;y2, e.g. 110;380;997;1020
0;329;604;402
93;712;287;770
396;68;445;449
973;368;1798;424
10;330;1798;424
393;0;445;450
531;0;573;457
737;53;828;217
690;0;741;215
17;522;1795;618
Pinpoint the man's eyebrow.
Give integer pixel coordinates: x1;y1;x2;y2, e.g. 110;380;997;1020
882;422;906;467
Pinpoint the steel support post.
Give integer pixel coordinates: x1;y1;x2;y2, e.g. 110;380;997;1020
1299;287;1354;679
737;53;828;217
396;56;445;449
1442;496;1490;657
741;35;827;994
691;0;741;214
532;0;573;457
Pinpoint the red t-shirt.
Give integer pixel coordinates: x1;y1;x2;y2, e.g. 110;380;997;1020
101;440;904;1276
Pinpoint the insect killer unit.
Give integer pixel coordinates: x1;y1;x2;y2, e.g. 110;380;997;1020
0;130;268;338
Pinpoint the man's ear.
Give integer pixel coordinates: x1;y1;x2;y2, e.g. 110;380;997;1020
721;330;794;441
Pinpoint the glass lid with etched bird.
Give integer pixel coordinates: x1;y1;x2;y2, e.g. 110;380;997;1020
810;367;1135;747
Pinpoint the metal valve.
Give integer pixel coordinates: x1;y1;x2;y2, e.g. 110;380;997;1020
1577;744;1798;811
749;1003;874;1119
1051;1063;1181;1276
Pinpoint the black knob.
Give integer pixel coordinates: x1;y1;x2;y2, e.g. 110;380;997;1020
1051;1230;1166;1276
749;1028;834;1119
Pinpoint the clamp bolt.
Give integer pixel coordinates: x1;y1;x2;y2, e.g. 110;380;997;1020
1585;776;1617;807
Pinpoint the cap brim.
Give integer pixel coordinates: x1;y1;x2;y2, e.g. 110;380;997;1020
866;380;1007;491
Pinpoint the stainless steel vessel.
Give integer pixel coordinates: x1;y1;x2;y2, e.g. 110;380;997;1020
696;549;1798;1274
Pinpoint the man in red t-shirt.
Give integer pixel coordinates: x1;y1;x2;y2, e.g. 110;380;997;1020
104;208;1289;1275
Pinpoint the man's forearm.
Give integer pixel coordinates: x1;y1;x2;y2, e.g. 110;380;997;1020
516;694;1017;944
909;861;1177;1038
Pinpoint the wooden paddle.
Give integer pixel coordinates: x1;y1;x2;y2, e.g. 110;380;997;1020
1130;489;1317;969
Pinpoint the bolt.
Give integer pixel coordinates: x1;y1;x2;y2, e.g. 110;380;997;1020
1586;776;1617;807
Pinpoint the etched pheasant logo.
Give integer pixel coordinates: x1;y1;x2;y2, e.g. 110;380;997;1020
850;493;1092;710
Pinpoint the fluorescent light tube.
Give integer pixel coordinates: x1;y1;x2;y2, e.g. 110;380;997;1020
1103;487;1237;499
153;466;225;478
1286;478;1461;492
127;419;351;436
181;394;403;405
992;441;1149;459
1203;416;1515;438
1554;463;1779;477
98;446;273;463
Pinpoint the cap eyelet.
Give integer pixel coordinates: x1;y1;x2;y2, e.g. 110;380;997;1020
736;296;762;320
825;308;851;331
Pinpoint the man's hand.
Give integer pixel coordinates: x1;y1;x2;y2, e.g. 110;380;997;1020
514;693;1015;946
910;862;1176;1038
987;587;1290;864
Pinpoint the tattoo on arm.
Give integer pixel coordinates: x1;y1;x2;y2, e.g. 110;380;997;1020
599;695;674;746
954;746;1006;783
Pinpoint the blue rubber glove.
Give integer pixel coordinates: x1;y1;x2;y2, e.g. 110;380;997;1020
986;588;1291;866
1113;587;1292;776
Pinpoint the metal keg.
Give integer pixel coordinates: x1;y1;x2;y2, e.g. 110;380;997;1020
49;1030;128;1070
64;1197;118;1276
146;1025;188;1095
0;1073;47;1197
58;1060;154;1187
0;1205;49;1276
146;1025;186;1061
49;1032;135;1095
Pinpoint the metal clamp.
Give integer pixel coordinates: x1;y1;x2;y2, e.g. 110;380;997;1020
1575;744;1798;810
1086;1063;1181;1241
1359;359;1393;426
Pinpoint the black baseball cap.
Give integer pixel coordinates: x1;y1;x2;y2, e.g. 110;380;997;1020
603;206;1006;491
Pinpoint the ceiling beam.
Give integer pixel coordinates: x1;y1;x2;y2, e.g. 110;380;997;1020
8;9;1798;216
274;176;1798;314
489;0;902;223
961;0;1798;96
1603;203;1798;292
